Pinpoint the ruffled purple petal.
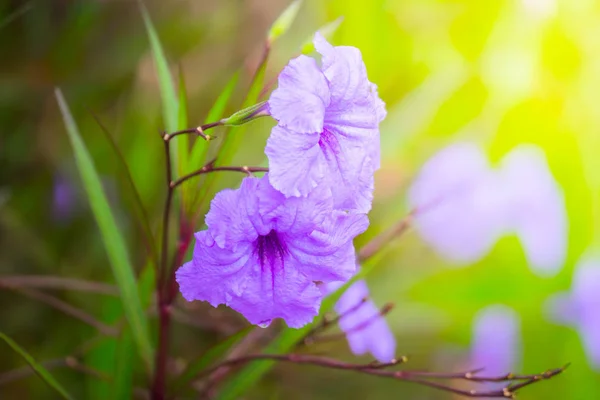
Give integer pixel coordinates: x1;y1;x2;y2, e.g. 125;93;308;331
498;145;567;276
228;253;323;328
286;211;368;281
265;125;325;197
176;231;253;306
314;32;370;111
205;184;258;249
319;130;375;212
268;55;330;133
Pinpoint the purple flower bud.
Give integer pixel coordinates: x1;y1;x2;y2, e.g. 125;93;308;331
176;175;369;328
267;33;385;212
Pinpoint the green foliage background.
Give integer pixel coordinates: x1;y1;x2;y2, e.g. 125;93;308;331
1;0;599;399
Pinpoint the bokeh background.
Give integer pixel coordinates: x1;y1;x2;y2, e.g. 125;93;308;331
1;0;599;398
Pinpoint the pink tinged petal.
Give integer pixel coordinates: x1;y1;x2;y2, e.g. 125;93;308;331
336;281;396;363
265;125;325;197
470;305;521;375
268;55;330;133
408;143;508;264
499;145;568;276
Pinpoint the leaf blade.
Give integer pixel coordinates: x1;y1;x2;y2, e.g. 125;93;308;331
0;331;74;400
55;88;153;368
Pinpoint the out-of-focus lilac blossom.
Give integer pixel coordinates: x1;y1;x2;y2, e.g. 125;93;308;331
497;145;567;276
470;305;521;374
176;175;368;329
407;143;509;264
545;253;600;369
408;142;567;275
323;279;396;362
470;304;521;398
52;174;77;222
267;33;385;212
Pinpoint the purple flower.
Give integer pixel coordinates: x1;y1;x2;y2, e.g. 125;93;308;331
545;253;600;369
176;175;369;328
267;33;385;213
52;174;77;222
470;304;521;398
324;279;396;362
408;142;567;275
470;305;521;374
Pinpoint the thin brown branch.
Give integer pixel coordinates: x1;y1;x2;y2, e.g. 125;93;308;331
197;353;566;399
0;356;110;386
164;122;221;142
8;287;118;337
170;166;269;189
0;275;118;296
358;212;413;262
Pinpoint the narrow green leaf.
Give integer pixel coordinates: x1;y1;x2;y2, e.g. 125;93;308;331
178;68;191;205
0;331;74;400
301;17;344;54
267;0;303;44
216;257;382;400
188;71;240;174
55;88;153;368
112;328;134;400
139;1;178;133
171;327;251;394
91;113;159;270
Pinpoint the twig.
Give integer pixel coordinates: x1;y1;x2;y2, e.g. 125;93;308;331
170;165;269;189
0;275;118;296
8;287;118;337
195;353;566;399
358;212;413;262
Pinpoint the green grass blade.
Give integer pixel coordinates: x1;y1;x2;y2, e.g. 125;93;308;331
170;327;251;394
139;1;178;133
112;328;134;400
55;88;153;368
177;67;191;205
0;331;74;400
91;113;159;269
188;71;240;173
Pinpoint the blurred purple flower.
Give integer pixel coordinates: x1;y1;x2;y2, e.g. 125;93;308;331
471;304;521;373
176;175;368;328
52;174;76;222
267;33;385;212
324;279;396;362
545;253;600;369
470;304;521;398
408;142;567;275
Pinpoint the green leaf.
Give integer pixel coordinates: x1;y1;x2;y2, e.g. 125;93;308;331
301;17;344;54
55;88;153;368
91;113;159;270
216;257;381;400
188;71;240;175
267;0;303;44
139;1;178;133
170;327;251;395
0;331;74;400
112;328;135;400
177;67;191;205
